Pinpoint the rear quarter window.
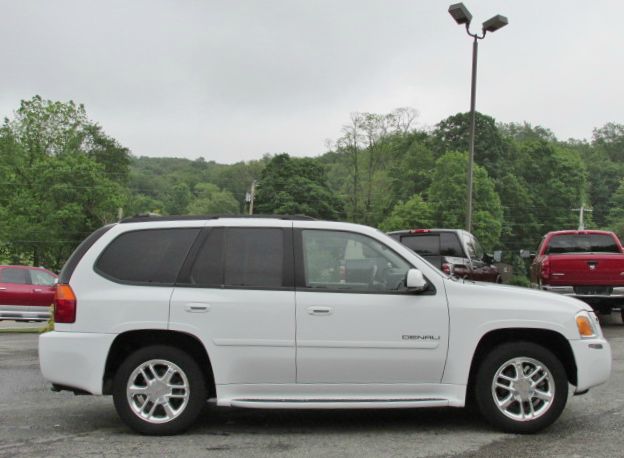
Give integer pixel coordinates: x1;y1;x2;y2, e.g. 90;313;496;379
95;228;200;285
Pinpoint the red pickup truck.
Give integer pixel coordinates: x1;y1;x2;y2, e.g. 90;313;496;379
530;230;624;318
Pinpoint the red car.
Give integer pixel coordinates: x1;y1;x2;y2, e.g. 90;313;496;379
0;265;57;321
530;230;624;318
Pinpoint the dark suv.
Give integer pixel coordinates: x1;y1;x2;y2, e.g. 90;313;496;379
387;229;501;283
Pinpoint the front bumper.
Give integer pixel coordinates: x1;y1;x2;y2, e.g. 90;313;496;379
571;337;612;392
39;331;116;395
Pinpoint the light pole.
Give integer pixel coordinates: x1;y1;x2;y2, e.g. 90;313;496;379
448;3;507;233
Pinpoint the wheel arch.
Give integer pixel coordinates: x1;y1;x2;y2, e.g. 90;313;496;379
102;329;215;398
466;328;577;401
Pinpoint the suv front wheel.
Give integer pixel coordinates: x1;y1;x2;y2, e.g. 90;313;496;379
113;345;206;435
475;341;568;434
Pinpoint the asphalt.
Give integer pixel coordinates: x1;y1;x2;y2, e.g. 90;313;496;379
1;316;623;457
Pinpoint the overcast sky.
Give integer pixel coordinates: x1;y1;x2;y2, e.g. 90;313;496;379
1;1;623;163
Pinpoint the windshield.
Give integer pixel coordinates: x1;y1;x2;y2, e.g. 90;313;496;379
545;234;620;254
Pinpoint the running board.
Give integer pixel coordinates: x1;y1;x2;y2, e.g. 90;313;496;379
229;398;449;409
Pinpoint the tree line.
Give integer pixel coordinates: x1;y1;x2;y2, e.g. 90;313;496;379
2;96;624;283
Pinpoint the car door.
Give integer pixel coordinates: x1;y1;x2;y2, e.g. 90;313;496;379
464;234;490;281
294;226;449;385
0;267;33;306
28;269;57;306
169;223;296;386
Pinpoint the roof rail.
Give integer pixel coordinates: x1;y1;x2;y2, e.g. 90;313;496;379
119;214;316;224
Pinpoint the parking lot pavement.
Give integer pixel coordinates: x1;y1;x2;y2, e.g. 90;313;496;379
1;316;624;458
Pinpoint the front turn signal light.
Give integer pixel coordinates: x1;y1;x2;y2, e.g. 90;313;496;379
576;314;596;338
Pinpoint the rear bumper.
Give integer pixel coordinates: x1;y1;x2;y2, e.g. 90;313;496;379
541;286;624;303
571;337;612;392
39;331;115;395
0;305;50;321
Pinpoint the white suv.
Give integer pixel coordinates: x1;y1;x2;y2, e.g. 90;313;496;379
39;216;611;435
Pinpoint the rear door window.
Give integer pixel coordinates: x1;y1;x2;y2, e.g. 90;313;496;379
224;228;285;288
95;228;200;285
186;227;289;289
30;270;56;286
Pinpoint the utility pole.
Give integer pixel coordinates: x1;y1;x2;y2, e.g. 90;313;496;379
572;204;592;230
247;180;256;215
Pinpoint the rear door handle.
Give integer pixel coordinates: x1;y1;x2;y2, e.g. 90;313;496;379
184;303;210;313
33;289;43;292
307;306;333;316
0;287;6;291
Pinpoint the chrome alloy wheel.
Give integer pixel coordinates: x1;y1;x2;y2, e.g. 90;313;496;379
126;359;190;424
491;357;555;422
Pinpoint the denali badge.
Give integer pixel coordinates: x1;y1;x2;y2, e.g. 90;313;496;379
402;335;441;341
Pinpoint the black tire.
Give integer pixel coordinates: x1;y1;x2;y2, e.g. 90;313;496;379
113;345;206;435
474;341;568;434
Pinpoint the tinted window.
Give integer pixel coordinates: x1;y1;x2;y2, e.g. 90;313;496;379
440;233;464;257
400;234;440;255
546;234;620;254
189;229;224;286
30;270;56;286
224;228;284;287
1;268;28;284
302;230;411;292
96;228;200;284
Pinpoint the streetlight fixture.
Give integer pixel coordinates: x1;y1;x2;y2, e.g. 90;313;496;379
448;3;508;233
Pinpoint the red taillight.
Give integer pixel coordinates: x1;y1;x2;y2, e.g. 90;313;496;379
441;263;452;275
409;229;431;234
54;284;77;323
540;258;550;281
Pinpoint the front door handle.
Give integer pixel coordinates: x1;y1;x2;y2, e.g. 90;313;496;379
184;303;210;313
0;287;6;291
33;288;43;293
307;306;333;316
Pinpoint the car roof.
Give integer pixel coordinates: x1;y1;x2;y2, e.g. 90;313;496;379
545;230;616;236
0;265;56;274
387;228;468;236
120;214;316;224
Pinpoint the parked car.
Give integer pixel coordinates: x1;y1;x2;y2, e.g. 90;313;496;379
530;230;624;318
387;229;501;283
0;265;57;321
40;216;610;435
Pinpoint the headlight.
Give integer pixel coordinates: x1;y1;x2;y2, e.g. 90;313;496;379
576;311;599;339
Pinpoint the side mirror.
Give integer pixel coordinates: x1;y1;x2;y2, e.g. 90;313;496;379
406;268;427;291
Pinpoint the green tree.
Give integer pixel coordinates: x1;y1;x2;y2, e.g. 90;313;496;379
255;154;345;219
378;194;433;232
432;112;511;180
0;96;127;269
187;183;239;215
607;179;624;239
164;183;192;215
427;152;503;250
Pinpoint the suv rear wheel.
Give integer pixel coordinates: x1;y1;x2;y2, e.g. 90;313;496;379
113;345;206;435
475;341;568;434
